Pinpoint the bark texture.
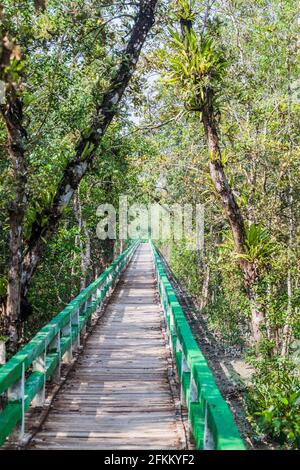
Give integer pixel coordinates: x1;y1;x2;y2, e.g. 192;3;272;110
0;29;28;351
202;98;265;342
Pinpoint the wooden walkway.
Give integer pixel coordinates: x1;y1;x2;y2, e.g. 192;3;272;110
28;244;186;450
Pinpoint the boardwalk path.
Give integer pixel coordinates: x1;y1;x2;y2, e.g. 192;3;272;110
28;244;186;450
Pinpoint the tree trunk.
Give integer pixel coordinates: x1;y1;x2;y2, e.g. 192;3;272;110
200;263;210;310
0;29;28;353
101;239;115;267
5;198;26;351
281;58;294;357
73;193;91;290
281;166;293;356
201;101;265;343
249;290;265;344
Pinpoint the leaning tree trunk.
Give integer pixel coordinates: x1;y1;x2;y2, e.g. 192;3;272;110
19;0;158;304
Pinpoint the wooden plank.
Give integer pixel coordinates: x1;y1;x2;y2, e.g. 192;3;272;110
35;431;178;438
27;244;185;450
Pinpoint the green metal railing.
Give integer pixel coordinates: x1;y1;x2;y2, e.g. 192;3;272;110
0;241;138;447
150;241;246;450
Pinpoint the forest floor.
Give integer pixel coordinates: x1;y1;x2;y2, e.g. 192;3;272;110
157;249;280;450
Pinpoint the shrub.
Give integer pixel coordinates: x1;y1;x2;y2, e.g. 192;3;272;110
246;356;300;448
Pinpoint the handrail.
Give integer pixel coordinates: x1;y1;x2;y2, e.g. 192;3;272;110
150;241;246;450
0;241;138;447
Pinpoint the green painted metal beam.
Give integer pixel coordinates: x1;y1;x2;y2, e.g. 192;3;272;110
150;240;246;451
0;241;138;447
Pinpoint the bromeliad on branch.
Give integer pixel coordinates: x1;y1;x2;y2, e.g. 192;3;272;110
164;0;268;345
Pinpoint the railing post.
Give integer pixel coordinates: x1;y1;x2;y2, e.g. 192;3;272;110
188;375;198;439
176;337;181;354
96;287;101;299
189;375;198;403
78;301;86;339
7;362;25;441
175;338;184;405
80;301;87;338
180;353;189;406
86;297;92;327
0;340;6;365
203;402;215;449
72;307;80;349
49;331;61;383
108;272;113;296
167;304;174;344
32;346;46;407
169;322;176;354
62;317;72;363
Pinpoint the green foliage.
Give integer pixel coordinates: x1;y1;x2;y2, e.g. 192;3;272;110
138;0;300;450
175;0;196;23
204;241;250;346
0;277;7;299
203;292;247;347
246;357;300;448
164;27;227;112
164;239;201;297
221;224;277;270
241;223;277;266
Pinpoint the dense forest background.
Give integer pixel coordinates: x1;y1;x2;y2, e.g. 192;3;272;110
0;0;299;449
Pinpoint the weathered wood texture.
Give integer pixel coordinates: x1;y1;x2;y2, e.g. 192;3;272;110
28;244;186;450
